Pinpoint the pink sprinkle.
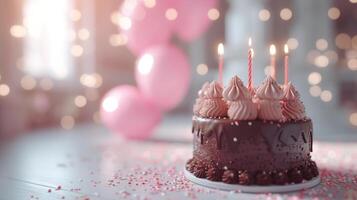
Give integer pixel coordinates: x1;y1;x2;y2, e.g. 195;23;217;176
48;189;51;193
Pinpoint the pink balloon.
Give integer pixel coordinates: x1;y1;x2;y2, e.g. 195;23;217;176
135;44;190;111
174;0;218;42
100;85;162;140
120;0;174;55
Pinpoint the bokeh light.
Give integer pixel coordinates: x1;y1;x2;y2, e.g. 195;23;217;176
0;84;10;96
309;85;322;97
118;17;132;30
109;34;128;46
74;95;87;108
165;8;178;21
335;33;351;49
196;64;208;75
347;59;357;70
61;115;75;130
208;8;220;21
70;9;82;21
80;73;103;88
350;113;357;126
320;90;333;102
350;0;357;3
328;7;340;20
10;25;26;38
258;9;270;21
21;75;37;90
280;8;292;21
110;12;121;25
71;45;84;57
144;0;156;8
78;28;90;41
308;72;322;85
314;55;329;67
287;38;299;50
316;38;328;51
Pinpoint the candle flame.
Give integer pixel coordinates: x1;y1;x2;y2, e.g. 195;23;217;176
248;37;252;47
270;44;276;56
218;43;224;56
284;44;289;54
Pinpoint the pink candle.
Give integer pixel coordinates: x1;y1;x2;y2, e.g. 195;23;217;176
284;44;289;85
217;43;224;85
269;44;276;80
248;37;253;90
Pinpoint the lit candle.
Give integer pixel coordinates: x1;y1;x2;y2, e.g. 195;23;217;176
269;44;276;80
248;37;254;91
284;44;289;85
217;43;224;85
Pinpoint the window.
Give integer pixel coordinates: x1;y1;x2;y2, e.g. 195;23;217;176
23;0;73;79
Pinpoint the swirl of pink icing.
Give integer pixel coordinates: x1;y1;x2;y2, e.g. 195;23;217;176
203;81;224;99
199;99;228;118
222;76;258;120
199;81;227;118
228;100;258;120
198;82;210;98
256;76;283;100
281;82;306;120
223;76;251;101
193;82;210;116
282;82;300;100
281;100;306;120
193;98;203;116
258;100;284;121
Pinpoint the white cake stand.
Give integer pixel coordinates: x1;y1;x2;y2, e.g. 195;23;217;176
184;168;320;193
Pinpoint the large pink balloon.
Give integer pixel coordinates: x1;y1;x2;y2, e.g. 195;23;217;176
174;0;218;42
100;85;162;140
135;44;190;111
120;0;174;55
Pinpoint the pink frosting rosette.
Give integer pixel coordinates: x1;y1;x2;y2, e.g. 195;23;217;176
281;82;306;120
256;76;284;121
223;76;258;120
199;81;228;118
256;76;284;100
193;82;209;116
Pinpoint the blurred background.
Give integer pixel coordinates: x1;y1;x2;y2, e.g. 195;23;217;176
0;0;356;141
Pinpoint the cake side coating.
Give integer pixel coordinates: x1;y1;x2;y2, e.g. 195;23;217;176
187;116;318;185
188;76;319;185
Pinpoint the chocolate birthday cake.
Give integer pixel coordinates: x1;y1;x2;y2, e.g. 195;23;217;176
186;75;319;186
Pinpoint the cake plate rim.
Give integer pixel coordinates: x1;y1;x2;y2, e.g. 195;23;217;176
184;168;320;193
